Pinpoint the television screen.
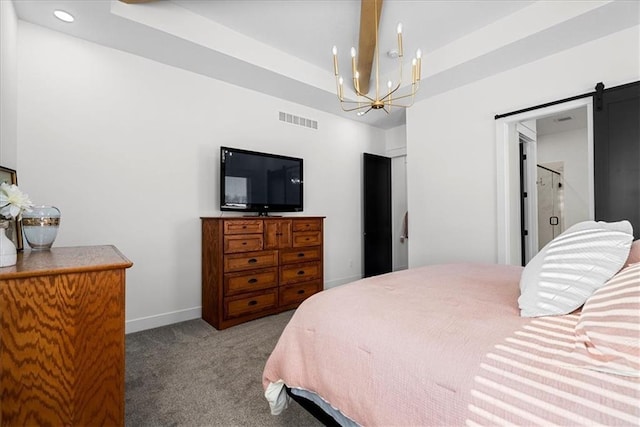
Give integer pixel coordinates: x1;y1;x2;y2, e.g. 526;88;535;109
220;147;303;215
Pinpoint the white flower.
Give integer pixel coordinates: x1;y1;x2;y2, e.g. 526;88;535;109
0;182;33;220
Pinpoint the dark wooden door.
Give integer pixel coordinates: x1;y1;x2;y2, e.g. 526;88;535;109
594;81;640;239
363;153;392;277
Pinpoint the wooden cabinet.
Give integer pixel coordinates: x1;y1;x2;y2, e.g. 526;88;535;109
264;219;292;249
0;246;132;426
202;216;324;329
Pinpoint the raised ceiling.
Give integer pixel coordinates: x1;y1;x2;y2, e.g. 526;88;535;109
12;0;640;129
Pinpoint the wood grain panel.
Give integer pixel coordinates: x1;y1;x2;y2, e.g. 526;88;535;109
357;0;383;95
223;250;277;272
223;234;263;253
292;231;322;247
223;219;263;235
292;219;322;232
280;247;321;264
224;268;278;295
280;261;321;285
0;246;130;426
73;270;124;426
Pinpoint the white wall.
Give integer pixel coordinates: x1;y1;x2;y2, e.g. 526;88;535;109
407;26;640;267
17;21;386;332
537;127;590;230
0;0;18;169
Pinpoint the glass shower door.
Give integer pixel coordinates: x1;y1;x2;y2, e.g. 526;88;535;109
537;164;564;250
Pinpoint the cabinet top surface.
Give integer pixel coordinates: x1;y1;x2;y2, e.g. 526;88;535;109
201;216;325;220
0;245;133;279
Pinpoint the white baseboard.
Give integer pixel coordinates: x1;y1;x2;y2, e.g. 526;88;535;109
125;275;365;333
125;306;202;334
324;274;361;289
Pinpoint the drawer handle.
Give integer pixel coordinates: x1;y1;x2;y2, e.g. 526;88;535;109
297;270;305;275
297;289;305;295
248;300;258;306
305;237;310;241
242;242;247;245
248;278;258;284
248;258;257;264
242;225;247;229
297;253;305;258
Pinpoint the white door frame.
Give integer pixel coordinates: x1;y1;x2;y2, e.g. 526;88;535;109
495;98;595;265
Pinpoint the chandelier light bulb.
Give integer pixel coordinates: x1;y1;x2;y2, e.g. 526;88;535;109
339;76;344;85
397;23;403;34
387;80;392;89
350;47;357;58
332;46;337;55
416;48;422;59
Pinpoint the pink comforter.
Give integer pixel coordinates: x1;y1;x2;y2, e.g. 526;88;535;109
262;263;640;426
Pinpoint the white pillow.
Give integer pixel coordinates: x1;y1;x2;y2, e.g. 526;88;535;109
518;220;633;317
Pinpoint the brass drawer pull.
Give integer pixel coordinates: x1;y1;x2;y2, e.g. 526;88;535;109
248;278;258;284
242;242;247;245
297;253;305;258
248;258;257;264
297;289;305;295
297;270;305;275
248;300;258;306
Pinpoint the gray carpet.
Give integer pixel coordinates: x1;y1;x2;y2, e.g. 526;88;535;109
125;310;322;426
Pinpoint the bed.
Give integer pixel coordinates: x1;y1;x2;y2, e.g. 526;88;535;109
262;223;640;426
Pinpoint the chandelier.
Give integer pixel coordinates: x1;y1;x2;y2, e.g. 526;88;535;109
331;0;422;116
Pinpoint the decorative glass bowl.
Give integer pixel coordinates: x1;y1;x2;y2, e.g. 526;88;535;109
21;205;61;251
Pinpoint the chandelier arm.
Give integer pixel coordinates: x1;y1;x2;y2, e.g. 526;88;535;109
382;97;416;109
338;99;377;105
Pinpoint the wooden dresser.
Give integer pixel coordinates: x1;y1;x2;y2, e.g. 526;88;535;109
201;216;324;329
0;245;132;427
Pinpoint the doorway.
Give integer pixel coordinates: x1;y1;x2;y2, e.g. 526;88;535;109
496;98;595;265
363;153;392;277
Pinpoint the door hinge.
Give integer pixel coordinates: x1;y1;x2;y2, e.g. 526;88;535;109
523;192;528;198
523;230;529;236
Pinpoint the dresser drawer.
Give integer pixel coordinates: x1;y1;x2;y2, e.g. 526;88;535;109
224;220;263;235
280;247;321;265
225;291;277;318
292;231;322;247
293;219;322;232
279;281;321;307
224;234;263;253
280;261;321;285
224;268;278;295
224;250;277;272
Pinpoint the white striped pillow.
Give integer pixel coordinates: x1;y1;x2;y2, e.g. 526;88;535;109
624;239;640;268
573;262;640;376
519;220;634;317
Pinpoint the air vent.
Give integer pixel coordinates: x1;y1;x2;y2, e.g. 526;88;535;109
555;116;573;122
279;111;318;130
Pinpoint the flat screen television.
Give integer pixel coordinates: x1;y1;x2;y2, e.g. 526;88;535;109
220;146;303;215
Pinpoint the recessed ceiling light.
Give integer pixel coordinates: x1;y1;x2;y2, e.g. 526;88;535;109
53;10;74;23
